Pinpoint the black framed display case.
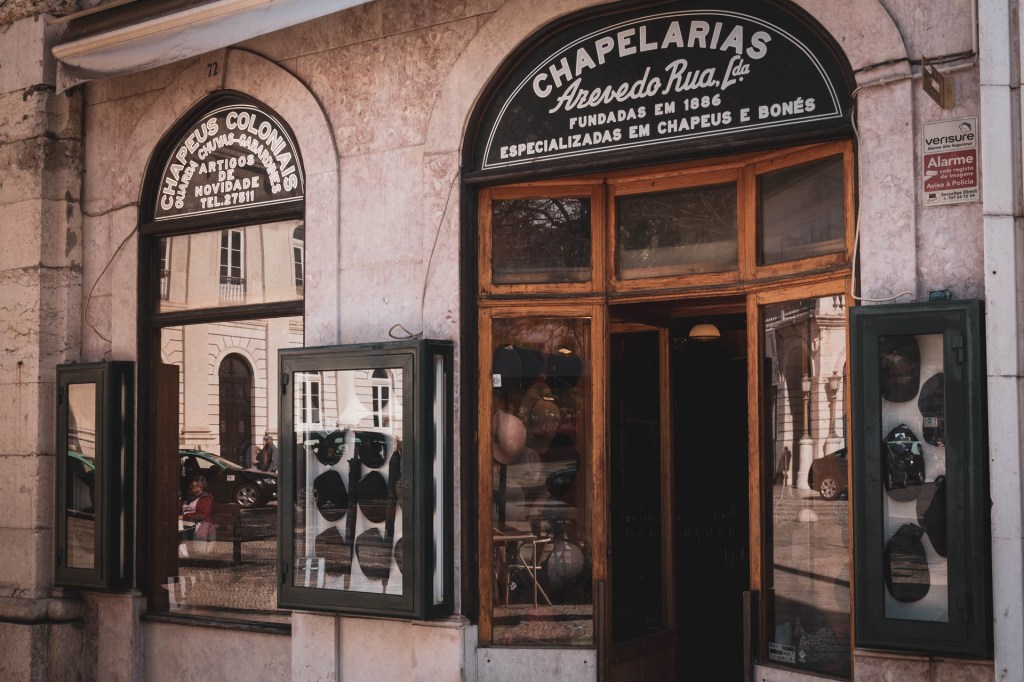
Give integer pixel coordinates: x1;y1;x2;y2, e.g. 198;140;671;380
851;300;990;657
55;361;134;590
278;339;454;619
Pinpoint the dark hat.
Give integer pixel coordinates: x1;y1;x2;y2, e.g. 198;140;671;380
884;523;930;602
315;526;352;575
880;335;921;403
917;373;945;447
357;471;388;524
492;346;545;390
917;475;948;557
355;430;390;469
883;424;925;499
520;383;562;439
546;350;583;390
312;429;347;467
355;528;393;582
313;469;349;522
394;537;404;574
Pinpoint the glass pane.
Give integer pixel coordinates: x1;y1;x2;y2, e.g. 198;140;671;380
764;294;850;676
292;369;406;595
491;197;591;284
66;382;98;570
759;156;845;265
879;333;948;622
490;317;593;645
616;182;737;279
157;220;303;312
160;315;301;617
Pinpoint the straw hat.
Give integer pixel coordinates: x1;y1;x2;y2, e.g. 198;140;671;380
492;411;526;464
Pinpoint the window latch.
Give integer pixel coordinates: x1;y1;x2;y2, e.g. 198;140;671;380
281;373;289;396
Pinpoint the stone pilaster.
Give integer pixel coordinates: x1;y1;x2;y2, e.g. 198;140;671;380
0;7;87;682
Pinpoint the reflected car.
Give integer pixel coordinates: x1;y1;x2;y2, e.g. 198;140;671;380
180;449;277;508
808;448;848;501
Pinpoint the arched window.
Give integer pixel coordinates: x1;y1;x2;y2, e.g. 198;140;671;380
140;92;305;616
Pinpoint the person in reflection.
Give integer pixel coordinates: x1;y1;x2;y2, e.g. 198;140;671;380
255;432;278;472
182;476;215;541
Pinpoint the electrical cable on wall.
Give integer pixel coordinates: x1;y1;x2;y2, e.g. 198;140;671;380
81;203;139;345
388;168;459;340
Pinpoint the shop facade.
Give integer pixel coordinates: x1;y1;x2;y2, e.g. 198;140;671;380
1;0;1020;680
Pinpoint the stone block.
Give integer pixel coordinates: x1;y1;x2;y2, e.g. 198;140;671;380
377;0;499;35
298;17;478;156
240;1;383;62
292;612;338;681
46;619;91;682
0;381;56;457
0;621;48;682
0;14;59;95
852;650;930;682
932;657;995;682
0;136;81;206
143;620;290;682
478;646;597;682
0;527;52;596
339;147;424;269
339;616;468;681
0;454;52;529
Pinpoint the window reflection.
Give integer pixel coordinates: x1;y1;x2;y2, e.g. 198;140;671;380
157;220;304;313
764;295;850;676
490;317;593;646
66;383;98;570
616;182;738;279
292;369;405;595
759;155;845;265
491;197;591;284
159;316;301;616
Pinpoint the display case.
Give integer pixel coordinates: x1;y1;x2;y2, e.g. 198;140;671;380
851;300;990;657
278;340;454;619
55;361;134;589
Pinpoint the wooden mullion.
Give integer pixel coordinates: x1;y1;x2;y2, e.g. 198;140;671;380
659;326;675;633
477;309;495;644
737;164;756;282
745;293;767;662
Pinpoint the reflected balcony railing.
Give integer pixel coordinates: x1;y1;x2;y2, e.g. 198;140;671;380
219;276;246;303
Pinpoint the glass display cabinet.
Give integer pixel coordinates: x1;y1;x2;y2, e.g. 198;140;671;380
851;300;990;657
55;361;134;589
278;340;453;619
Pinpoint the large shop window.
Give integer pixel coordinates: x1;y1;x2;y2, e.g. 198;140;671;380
141;93;305;620
474;143;855;676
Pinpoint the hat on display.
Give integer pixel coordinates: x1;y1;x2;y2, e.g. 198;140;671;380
917;475;948;557
520;383;562;439
883;423;925;497
313;429;347;467
492;411;527;464
492;347;522;389
546;349;583;390
313;469;349;522
315;527;352;575
543;537;586;591
355;527;393;582
517;347;546;386
884;523;930;602
357;471;389;524
917;373;945;447
880;335;921;403
394;537;404;574
355;430;390;469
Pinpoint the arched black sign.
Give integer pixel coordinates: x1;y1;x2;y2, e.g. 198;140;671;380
153;100;305;221
469;0;852;177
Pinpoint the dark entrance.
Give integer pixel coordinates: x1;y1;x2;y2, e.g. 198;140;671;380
672;314;749;681
609;311;749;681
218;353;253;466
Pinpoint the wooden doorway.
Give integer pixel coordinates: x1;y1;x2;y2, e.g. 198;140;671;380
218;354;253;466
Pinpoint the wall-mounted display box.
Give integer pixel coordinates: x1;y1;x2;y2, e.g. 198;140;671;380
851;300;990;657
278;340;454;619
55;362;134;590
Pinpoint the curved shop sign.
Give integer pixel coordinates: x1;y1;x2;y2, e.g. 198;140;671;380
154;103;304;221
477;1;851;171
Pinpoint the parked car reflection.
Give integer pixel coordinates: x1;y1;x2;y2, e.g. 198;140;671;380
180;449;277;508
808;448;848;501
